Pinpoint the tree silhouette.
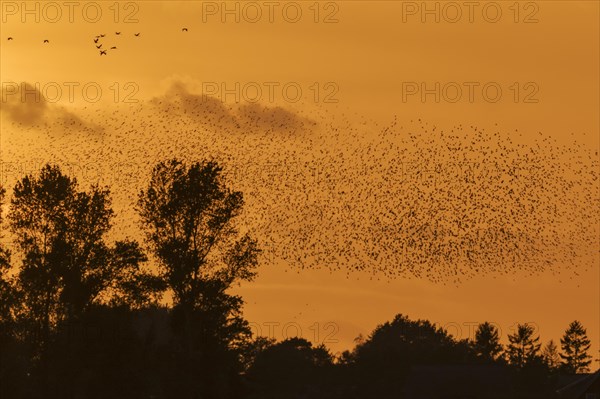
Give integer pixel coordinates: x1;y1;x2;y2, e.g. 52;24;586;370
137;159;260;397
104;240;166;309
560;320;592;373
239;336;276;371
0;186;28;399
472;322;503;362
506;323;541;369
353;314;472;366
246;337;333;398
541;339;561;372
0;186;17;329
8;165;160;352
346;314;474;397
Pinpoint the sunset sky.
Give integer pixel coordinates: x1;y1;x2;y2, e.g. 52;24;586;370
1;0;599;361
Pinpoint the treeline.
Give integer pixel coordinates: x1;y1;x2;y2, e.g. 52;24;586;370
0;160;595;399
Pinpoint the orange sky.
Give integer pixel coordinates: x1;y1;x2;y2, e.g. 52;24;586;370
1;1;599;362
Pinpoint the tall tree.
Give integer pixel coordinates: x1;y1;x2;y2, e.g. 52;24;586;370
0;186;26;399
0;186;19;331
541;339;561;371
8;165;160;347
9;166;72;349
472;322;503;362
560;320;592;373
137;159;260;397
506;323;541;368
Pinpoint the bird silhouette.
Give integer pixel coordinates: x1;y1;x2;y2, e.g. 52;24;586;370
100;50;107;55
7;37;13;40
94;38;99;43
43;39;49;43
134;33;140;36
96;44;102;49
115;32;121;35
182;28;188;32
110;46;117;49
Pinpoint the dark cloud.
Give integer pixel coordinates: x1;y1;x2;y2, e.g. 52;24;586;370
1;82;48;125
236;102;317;134
150;81;316;134
1;82;100;132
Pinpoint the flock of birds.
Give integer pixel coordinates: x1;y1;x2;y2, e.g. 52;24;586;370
5;28;189;56
92;32;123;56
1;88;598;284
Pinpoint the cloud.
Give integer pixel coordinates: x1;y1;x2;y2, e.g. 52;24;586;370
150;80;316;134
0;82;100;132
1;82;48;125
236;102;317;133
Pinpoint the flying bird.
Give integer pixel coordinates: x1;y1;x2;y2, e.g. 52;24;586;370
43;39;49;43
94;38;99;43
110;46;117;49
7;37;13;40
115;32;121;35
182;28;188;32
100;50;107;55
96;44;102;49
134;33;140;36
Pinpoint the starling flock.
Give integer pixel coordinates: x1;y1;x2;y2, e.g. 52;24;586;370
1;90;598;284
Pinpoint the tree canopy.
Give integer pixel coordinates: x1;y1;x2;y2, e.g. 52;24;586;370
506;323;542;369
560;320;592;373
